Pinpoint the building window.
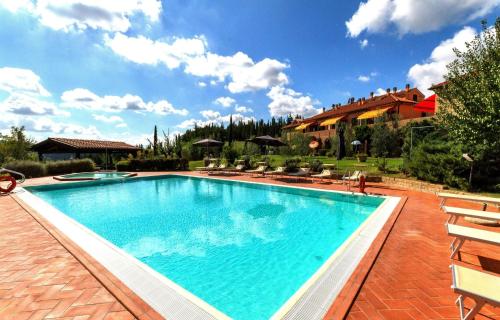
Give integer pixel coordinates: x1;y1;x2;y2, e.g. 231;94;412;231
413;94;418;102
421;112;427;117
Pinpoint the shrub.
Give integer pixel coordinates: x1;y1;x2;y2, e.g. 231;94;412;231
115;158;188;171
376;157;388;173
283;158;301;172
308;159;323;173
222;144;240;164
3;160;46;178
45;159;95;175
370;124;401;157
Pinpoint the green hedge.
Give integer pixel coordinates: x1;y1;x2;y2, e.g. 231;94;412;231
3;160;46;178
3;159;96;178
46;159;95;175
116;158;188;171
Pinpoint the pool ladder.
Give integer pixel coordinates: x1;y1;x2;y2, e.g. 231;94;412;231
0;168;26;184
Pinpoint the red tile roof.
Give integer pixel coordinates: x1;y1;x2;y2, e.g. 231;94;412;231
291;88;422;125
33;137;140;151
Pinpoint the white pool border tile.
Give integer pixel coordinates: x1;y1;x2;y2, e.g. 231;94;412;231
16;174;401;320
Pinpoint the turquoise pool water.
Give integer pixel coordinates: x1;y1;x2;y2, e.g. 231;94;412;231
27;175;384;319
57;172;132;180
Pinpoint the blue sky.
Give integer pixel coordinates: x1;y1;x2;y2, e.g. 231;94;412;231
0;0;498;143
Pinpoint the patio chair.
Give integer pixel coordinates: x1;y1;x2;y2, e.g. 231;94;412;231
342;170;361;182
446;223;500;259
208;163;227;175
264;166;286;178
195;162;217;172
245;165;268;176
450;264;500;320
443;206;500;224
288;168;311;181
438;192;500;209
311;169;334;182
224;164;246;173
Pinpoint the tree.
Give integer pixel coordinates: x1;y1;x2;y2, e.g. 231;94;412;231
228;114;233;144
153;125;158;156
370;124;400;157
437;18;500;157
0;126;36;164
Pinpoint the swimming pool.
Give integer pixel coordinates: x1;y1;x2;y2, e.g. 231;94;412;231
21;175;399;319
53;171;136;181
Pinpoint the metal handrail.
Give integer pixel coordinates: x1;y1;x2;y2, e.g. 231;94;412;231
0;168;25;184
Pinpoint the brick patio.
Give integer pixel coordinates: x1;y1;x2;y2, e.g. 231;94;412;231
1;172;499;319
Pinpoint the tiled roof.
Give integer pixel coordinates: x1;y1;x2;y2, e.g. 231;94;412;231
297;88;421;124
429;81;447;90
33;137;140;151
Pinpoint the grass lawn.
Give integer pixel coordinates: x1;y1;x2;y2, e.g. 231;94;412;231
189;156;403;175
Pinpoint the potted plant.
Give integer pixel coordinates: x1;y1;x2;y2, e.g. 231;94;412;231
357;153;368;162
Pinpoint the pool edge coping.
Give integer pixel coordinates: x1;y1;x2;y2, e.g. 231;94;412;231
13;172;407;320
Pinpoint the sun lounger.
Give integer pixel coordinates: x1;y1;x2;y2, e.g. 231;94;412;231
311;169;334;181
438;192;500;209
224;164;245;173
342;170;361;182
245;165;268;176
446;223;500;259
443;206;500;224
264;166;286;177
288;168;311;181
450;264;500;320
195;162;217;171
207;163;227;175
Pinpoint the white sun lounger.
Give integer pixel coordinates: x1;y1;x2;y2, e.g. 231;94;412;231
450;264;500;320
311;169;334;182
443;206;500;224
438;192;500;209
342;170;361;181
446;223;500;259
195;162;217;172
245;165;267;176
264;166;286;177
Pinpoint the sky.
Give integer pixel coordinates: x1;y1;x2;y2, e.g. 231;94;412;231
0;0;498;144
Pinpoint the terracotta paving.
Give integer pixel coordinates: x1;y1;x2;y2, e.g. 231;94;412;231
1;172;499;320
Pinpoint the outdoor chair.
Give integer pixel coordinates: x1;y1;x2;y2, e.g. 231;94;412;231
195;162;217;172
446;223;500;259
245;165;268;176
443;206;500;225
264;166;286;178
438;192;500;209
288;167;311;181
224;164;246;174
342;170;361;182
311;169;334;182
450;264;500;320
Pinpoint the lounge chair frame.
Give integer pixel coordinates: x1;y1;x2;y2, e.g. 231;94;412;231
450;265;500;320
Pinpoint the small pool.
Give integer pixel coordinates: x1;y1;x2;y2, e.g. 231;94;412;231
21;175;399;319
54;171;136;181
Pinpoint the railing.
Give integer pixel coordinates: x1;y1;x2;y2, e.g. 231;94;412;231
0;168;26;184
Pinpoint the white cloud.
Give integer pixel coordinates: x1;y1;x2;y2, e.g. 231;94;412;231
214;96;236;107
267;86;321;117
0;93;68;116
106;33;289;94
234;105;253;113
0;0;33;13
0;67;50;97
104;33;207;69
357;75;370;82
360;39;369;48
346;0;498;37
186;52;289;93
408;26;477;95
116;123;128;128
177;111;255;129
61;88;189;116
1;0;162;32
197;81;207;87
93;114;124;123
376;87;388;95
